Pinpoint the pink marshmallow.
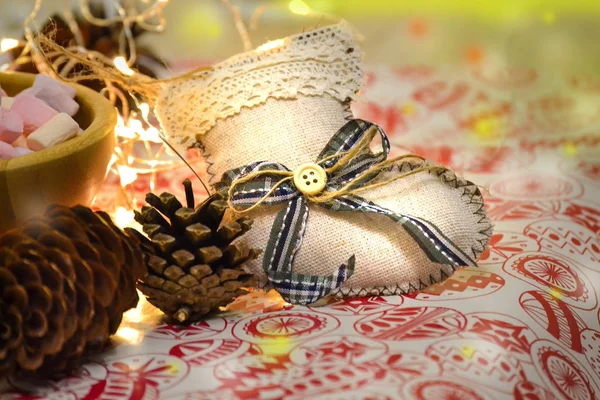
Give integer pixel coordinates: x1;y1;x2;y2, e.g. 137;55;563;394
11;94;58;136
0;108;24;144
14;147;33;157
34;74;76;98
12;135;28;149
21;86;79;116
0;141;16;160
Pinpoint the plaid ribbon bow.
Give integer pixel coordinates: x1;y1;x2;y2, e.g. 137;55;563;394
217;119;477;305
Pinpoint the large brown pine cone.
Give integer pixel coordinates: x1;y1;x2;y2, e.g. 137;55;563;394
131;179;258;323
0;205;146;377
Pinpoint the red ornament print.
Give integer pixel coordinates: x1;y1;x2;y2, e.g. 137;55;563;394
409;145;535;174
426;338;525;393
412;80;471;111
563;203;600;234
8;363;108;400
354;307;466;341
402;377;494;400
471;64;538;89
232;311;339;344
489;173;583;201
580;329;600;379
460;312;538;362
513;381;558;400
147;318;227;340
484;198;563;221
504;252;596;310
212;337;390;399
569;74;600;94
520;291;587;353
101;355;189;399
169;339;261;367
532;340;599;400
406;268;505;301
394;65;436;82
524;96;600;136
577;160;600;182
479;232;540;265
524;219;600;266
308;296;401;316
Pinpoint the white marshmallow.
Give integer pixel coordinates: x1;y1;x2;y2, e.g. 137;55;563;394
27;113;79;151
1;97;14;110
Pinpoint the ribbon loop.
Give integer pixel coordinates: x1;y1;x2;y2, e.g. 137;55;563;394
261;196;356;304
217;162;298;211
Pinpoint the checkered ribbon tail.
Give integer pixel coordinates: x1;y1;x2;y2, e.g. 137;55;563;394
217;119;477;305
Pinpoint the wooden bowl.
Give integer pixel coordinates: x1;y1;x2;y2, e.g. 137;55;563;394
0;72;116;231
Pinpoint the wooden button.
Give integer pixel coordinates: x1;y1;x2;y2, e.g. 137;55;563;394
293;163;327;196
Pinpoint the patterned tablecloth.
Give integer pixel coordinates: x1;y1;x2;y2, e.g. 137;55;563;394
2;64;600;400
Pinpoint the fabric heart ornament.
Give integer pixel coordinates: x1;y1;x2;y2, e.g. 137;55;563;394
155;23;493;305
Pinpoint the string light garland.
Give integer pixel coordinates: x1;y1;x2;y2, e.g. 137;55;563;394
0;0;196;227
0;0;327;226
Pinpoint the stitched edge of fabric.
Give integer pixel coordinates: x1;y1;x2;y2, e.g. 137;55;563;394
329;160;493;298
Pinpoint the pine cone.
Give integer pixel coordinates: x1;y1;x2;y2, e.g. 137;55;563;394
0;205;146;378
132;179;258;323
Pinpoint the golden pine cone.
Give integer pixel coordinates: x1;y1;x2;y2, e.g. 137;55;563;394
131;179;259;323
0;205;146;377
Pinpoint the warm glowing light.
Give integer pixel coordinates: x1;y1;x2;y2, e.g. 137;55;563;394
115;326;142;345
115;207;135;228
118;166;138;186
466;46;485;65
461;346;475;358
543;11;556;24
549;288;563;299
139;103;150;120
123;290;147;323
257;39;286;52
114;56;135;76
474;118;495;135
261;336;295;356
141;127;162;143
289;0;310;15
408;18;429;38
400;102;417;116
563;142;578;157
1;38;19;52
115;114;162;143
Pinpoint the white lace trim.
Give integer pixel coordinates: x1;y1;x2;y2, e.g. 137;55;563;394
156;23;364;149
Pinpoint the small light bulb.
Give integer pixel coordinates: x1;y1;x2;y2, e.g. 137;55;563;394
1;38;19;52
114;56;135;76
115;207;135;228
118;166;138;186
